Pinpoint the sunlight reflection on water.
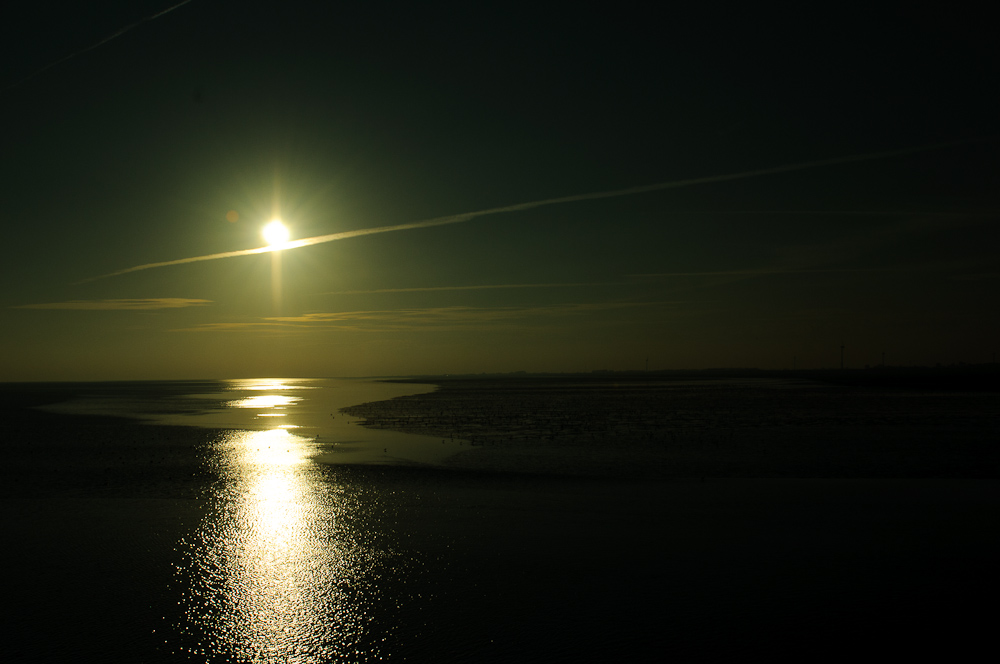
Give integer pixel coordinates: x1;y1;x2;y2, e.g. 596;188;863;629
174;428;382;662
226;394;301;410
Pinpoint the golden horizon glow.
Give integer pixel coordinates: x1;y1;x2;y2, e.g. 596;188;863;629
262;219;290;246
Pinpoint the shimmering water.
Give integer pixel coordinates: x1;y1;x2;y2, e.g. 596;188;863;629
174;429;378;661
4;378;1000;662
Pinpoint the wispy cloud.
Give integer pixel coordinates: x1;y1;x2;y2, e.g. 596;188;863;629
83;136;997;283
5;1;197;90
325;282;610;295
181;301;669;333
630;267;906;279
270;302;648;325
768;212;992;271
15;298;211;311
666;210;999;217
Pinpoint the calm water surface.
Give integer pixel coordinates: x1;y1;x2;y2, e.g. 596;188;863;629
29;378;461;661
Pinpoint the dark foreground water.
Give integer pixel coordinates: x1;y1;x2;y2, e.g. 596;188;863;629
2;378;999;662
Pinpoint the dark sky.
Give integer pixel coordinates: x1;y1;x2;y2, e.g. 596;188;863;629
2;1;998;380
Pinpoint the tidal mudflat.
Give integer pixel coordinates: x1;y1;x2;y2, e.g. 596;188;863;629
343;373;1000;478
2;374;999;662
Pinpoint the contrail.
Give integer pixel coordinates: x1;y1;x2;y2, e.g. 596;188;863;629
630;267;911;278
667;210;998;216
82;135;996;283
5;0;196;90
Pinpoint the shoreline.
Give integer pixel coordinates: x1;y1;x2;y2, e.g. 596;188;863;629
340;376;1000;479
5;376;999;480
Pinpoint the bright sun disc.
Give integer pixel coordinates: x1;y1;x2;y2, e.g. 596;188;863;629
263;220;290;246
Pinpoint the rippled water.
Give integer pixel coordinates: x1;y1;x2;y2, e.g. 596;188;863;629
125;379;444;662
174;429;379;661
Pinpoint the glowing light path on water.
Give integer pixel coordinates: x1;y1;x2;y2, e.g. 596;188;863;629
174;428;382;661
161;377;456;661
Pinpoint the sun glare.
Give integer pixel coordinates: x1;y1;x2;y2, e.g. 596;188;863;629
263;219;290;246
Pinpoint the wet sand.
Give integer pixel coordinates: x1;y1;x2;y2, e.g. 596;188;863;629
342;376;1000;478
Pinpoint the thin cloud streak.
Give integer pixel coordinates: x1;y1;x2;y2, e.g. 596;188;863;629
325;282;607;295
15;298;210;310
83;135;997;283
179;301;669;332
5;1;197;90
267;302;649;324
630;267;909;278
670;210;1000;216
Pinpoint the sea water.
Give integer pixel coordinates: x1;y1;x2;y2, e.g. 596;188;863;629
42;377;466;467
6;378;465;662
5;378;1000;662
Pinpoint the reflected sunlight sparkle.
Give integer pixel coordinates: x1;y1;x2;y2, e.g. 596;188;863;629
175;426;378;661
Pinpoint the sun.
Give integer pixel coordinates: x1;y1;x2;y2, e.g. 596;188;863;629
262;219;290;246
